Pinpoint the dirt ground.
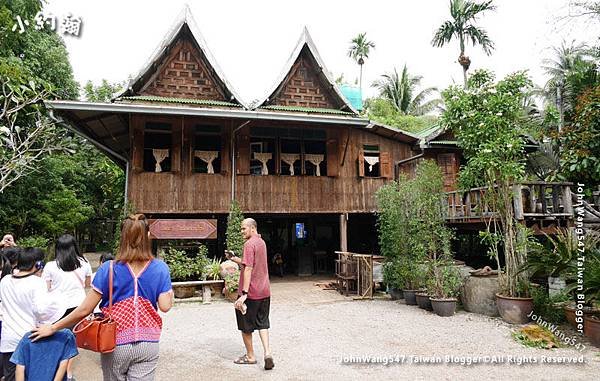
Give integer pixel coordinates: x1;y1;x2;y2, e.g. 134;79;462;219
73;276;600;381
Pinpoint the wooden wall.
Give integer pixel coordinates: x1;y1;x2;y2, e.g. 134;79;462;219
128;115;414;214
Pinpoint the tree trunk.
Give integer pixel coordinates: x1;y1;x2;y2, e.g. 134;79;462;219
359;64;363;96
462;66;468;88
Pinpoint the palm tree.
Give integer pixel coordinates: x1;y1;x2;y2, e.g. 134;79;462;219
348;33;375;95
431;0;496;87
541;41;593;129
372;65;441;116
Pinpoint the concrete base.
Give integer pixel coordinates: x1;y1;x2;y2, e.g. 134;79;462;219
461;275;499;317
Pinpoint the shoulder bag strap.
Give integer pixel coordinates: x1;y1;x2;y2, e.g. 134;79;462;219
109;260;114;310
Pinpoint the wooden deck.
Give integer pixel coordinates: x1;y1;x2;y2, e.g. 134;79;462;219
444;182;574;226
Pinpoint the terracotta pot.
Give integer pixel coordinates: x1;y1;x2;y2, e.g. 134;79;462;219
403;289;418;305
565;305;600;330
584;315;600;347
415;292;433;311
173;284;196;299
388;288;403;300
495;293;533;324
224;288;239;302
210;282;224;298
431;298;458;317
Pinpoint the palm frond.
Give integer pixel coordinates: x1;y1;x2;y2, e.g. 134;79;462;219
431;21;456;47
463;25;495;55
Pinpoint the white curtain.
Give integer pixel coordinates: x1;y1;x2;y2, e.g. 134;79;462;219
280;153;300;176
364;156;379;173
194;150;219;174
253;152;272;175
152;149;170;172
304;154;324;176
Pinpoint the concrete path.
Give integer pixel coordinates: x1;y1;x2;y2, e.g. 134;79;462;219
73;276;600;380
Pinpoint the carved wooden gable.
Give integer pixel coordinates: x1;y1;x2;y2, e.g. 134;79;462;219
271;47;339;109
141;38;227;101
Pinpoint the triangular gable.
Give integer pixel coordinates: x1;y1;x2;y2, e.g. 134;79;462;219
116;5;245;107
256;27;358;114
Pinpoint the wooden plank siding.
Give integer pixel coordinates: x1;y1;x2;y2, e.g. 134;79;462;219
127;115;413;214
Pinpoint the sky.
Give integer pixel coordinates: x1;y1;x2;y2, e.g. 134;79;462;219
43;0;599;104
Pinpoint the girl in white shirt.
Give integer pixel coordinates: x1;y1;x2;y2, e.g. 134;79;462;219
0;247;64;381
42;234;91;381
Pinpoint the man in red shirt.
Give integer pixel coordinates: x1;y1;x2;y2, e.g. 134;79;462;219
228;218;274;370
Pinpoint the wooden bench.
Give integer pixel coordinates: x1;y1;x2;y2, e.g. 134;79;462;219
171;280;225;304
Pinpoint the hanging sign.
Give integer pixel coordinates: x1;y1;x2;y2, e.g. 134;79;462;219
148;219;217;239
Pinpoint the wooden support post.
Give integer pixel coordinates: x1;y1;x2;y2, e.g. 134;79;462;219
562;185;573;215
202;285;212;304
513;184;524;220
340;213;348;252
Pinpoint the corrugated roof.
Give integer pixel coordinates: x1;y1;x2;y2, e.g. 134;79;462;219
255;27;358;115
414;124;443;139
429;140;457;145
260;105;355;116
118;96;242;108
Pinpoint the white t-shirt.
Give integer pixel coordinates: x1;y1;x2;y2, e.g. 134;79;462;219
42;258;92;309
0;273;65;352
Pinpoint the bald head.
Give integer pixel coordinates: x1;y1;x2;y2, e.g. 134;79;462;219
241;218;257;239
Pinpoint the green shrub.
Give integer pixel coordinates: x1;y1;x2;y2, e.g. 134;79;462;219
162;245;209;282
531;287;569;324
225;271;240;293
426;260;463;299
18;235;49;250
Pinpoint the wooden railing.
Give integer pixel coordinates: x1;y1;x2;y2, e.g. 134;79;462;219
444;182;573;222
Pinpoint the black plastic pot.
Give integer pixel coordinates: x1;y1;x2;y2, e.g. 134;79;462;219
415;292;433;311
388;287;403;300
431;298;457;317
403;289;418;305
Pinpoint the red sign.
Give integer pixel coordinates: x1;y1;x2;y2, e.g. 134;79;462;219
148;219;217;239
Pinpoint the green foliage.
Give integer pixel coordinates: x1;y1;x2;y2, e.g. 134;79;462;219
426;260;463;298
371;65;441;116
521;229;580;279
0;1;78;99
411;161;454;260
363;97;439;133
162;245;210;282
347;32;375;64
558;85;600;187
442;70;535;297
382;259;403;289
224;271;240;293
531;287;569;325
17;235;49;250
83;79;126;102
226;201;245;257
34;188;94;237
205;257;222;281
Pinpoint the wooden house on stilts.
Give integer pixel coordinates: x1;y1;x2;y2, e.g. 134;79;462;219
48;7;433;275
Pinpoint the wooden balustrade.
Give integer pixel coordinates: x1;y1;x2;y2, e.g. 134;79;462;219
444;182;573;222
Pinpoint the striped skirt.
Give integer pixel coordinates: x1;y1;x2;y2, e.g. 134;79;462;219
100;341;160;381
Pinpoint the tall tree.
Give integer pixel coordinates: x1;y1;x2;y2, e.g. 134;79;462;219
371;65;441;116
347;32;375;95
431;0;496;87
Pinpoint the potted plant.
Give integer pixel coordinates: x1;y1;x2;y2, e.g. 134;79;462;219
442;71;538;324
205;257;224;296
224;271;240;302
383;259;403;300
582;254;600;347
400;259;426;306
427;260;463;317
162;245;209;298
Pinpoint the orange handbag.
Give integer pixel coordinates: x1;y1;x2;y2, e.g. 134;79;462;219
73;260;117;353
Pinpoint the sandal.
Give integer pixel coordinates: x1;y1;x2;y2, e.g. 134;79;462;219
234;354;257;365
264;355;275;370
